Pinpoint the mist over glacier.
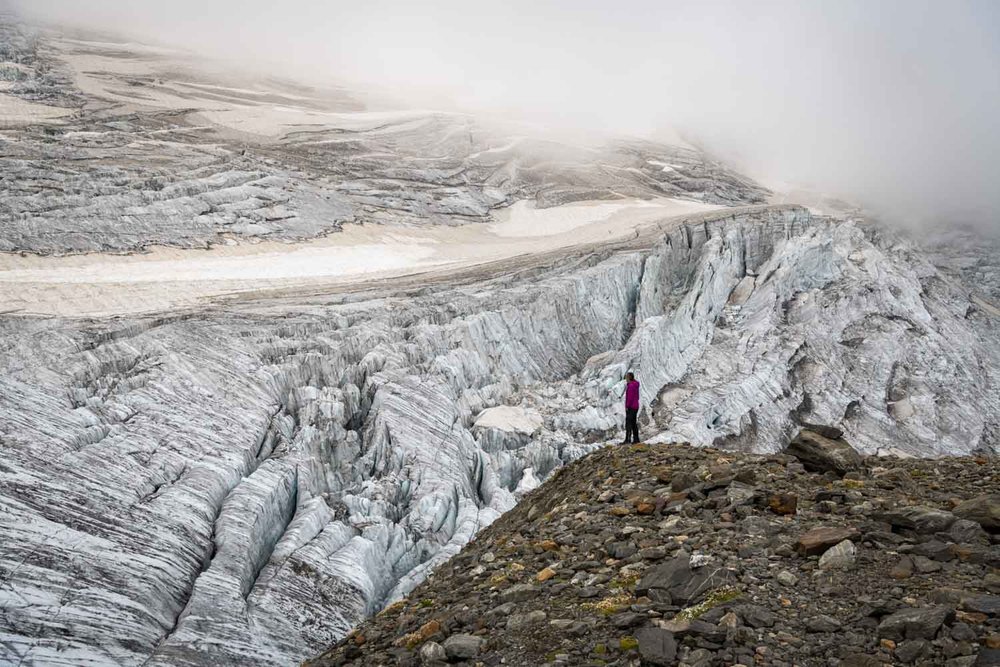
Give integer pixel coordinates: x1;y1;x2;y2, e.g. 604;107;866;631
9;0;1000;231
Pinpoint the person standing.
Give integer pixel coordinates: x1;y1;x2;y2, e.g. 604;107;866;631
623;372;640;444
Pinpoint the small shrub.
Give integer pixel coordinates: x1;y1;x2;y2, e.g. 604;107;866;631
675;586;742;621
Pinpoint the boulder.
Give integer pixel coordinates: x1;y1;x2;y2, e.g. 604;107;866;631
500;584;539;603
895;639;929;664
805;614;842;632
953;495;1000;532
880;506;957;534
975;649;1000;666
419;641;447;663
671;472;700;492
442;634;483;661
506;611;546;631
635;553;734;605
877;605;955;641
818;539;856;570
961;594;1000;616
784;429;863;476
950;519;989;544
635;627;677;666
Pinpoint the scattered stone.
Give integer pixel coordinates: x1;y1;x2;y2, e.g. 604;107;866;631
911;555;942;573
975;649;1000;666
738;604;776;629
951;519;989;544
307;442;1000;667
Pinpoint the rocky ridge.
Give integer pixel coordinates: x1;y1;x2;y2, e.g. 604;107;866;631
307;432;1000;667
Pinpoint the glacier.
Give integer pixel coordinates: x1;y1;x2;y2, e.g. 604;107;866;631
2;205;998;666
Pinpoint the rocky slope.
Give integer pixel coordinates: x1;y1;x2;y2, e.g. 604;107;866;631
307;433;1000;667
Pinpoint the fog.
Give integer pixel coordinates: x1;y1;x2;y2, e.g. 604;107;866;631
9;0;1000;230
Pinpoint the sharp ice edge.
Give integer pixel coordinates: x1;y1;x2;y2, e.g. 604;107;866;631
1;207;998;666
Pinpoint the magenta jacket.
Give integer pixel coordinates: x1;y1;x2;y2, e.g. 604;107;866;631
625;380;640;410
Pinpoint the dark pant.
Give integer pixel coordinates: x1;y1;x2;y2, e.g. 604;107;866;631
624;408;639;444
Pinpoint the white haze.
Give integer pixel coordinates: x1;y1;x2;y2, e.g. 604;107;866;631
8;0;1000;231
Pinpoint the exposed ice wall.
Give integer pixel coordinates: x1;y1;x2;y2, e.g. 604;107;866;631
1;207;998;666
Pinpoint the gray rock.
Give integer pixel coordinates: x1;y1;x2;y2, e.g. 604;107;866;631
948;657;980;667
950;519;989;544
607;541;637;559
953;495;1000;532
776;570;799;586
960;594;1000;615
805;614;842;632
840;656;882;667
911;539;955;561
671;472;701;492
895;639;930;663
500;584;539;603
506;611;546;631
882;506;957;534
635;554;734;605
442;634;483;660
818;539;856;570
877;605;955;641
911;555;942;573
635;627;677;666
737;604;776;629
419;641;447;663
975;648;1000;666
